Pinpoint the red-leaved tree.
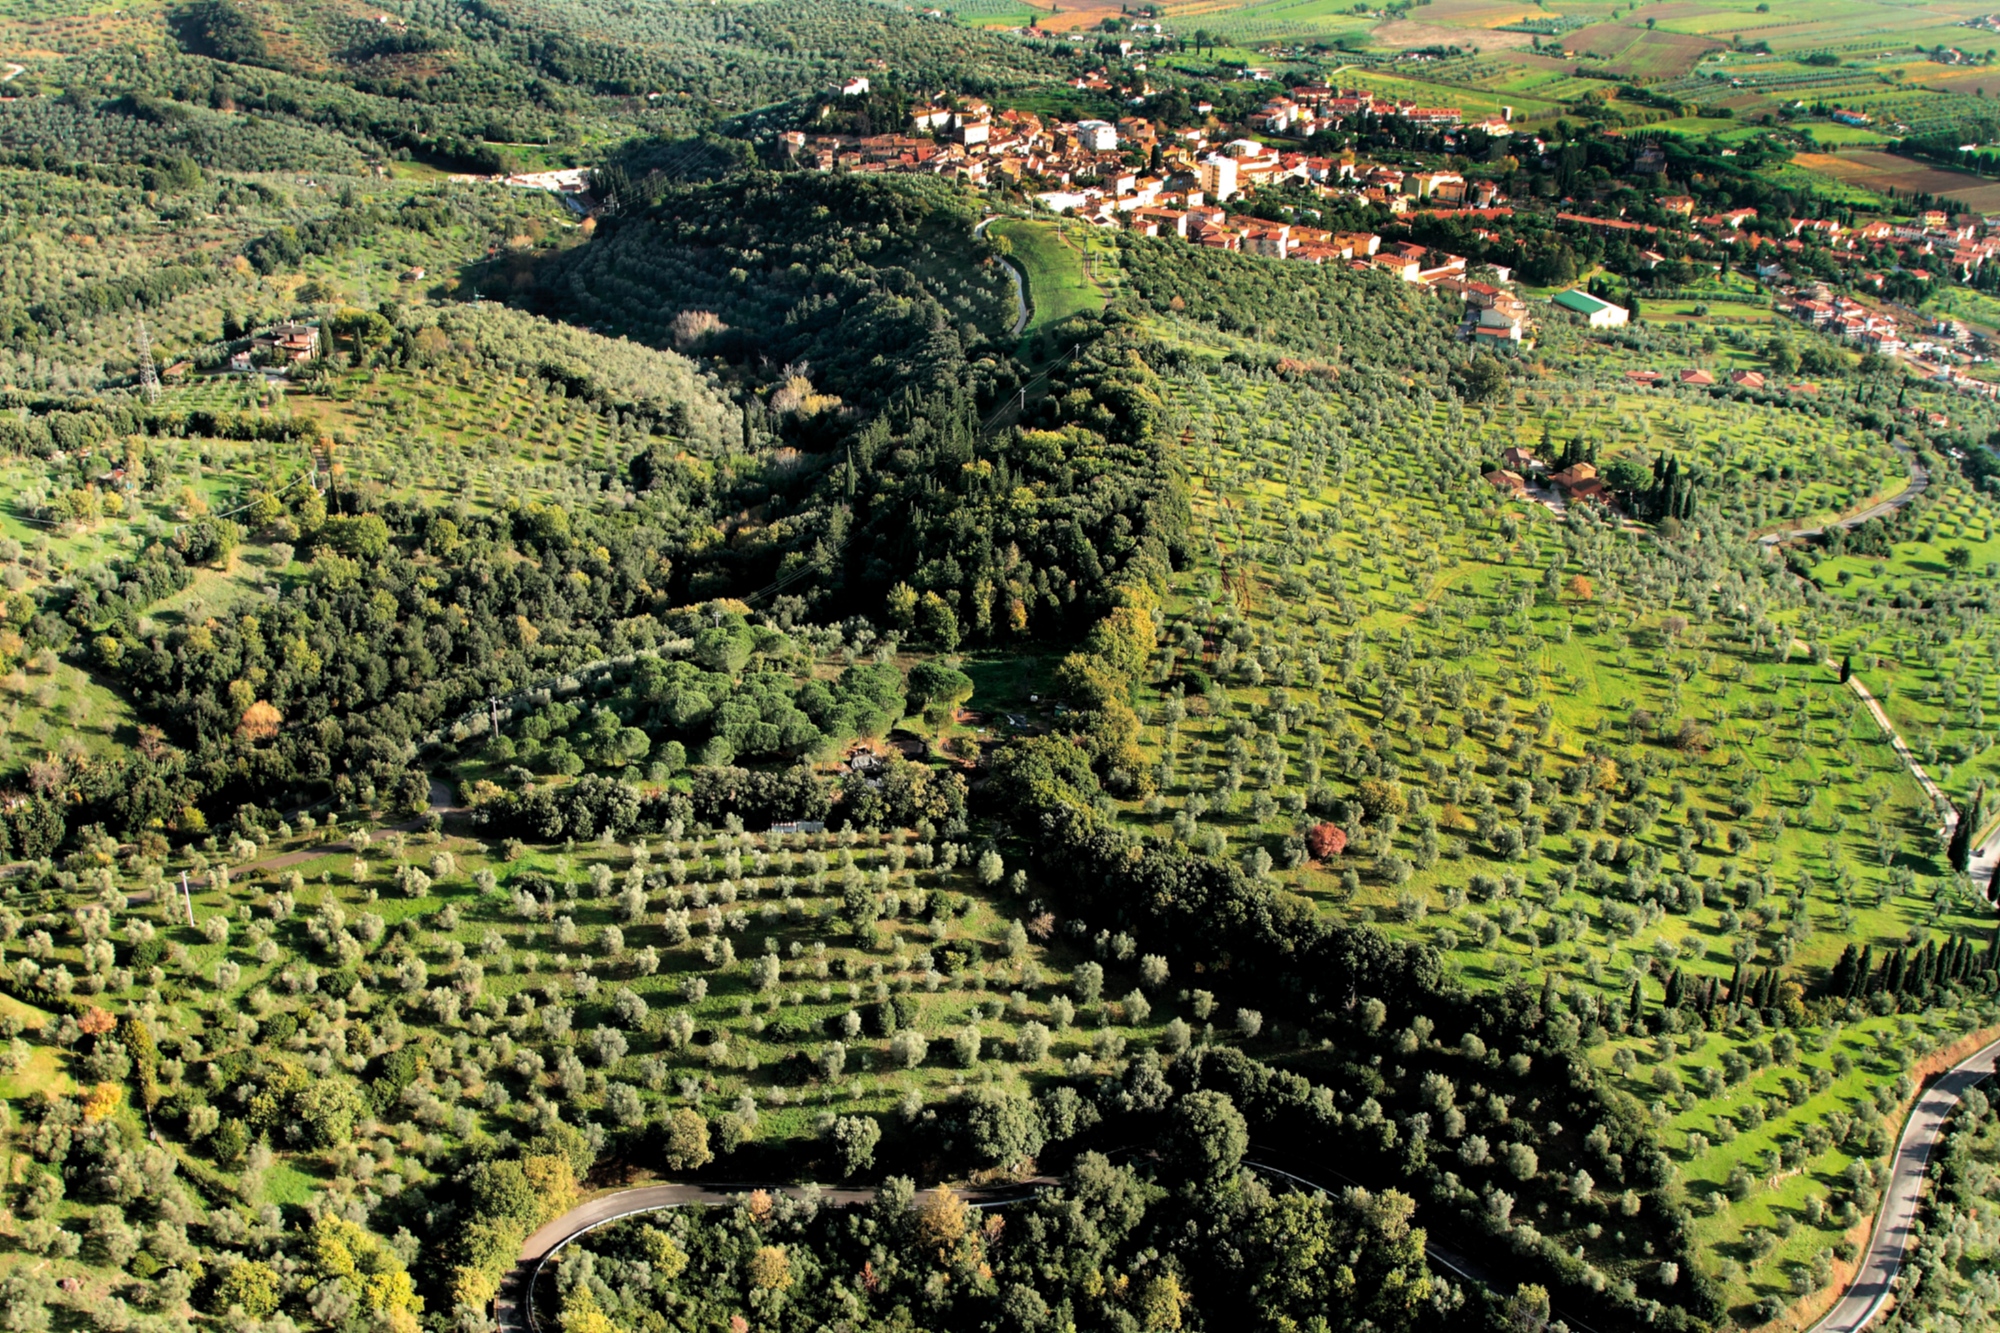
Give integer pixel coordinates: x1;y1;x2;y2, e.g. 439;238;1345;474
1306;823;1347;860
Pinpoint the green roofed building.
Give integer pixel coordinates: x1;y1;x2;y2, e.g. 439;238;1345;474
1552;289;1629;328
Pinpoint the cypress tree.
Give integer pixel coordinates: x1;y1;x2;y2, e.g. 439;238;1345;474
1947;808;1973;874
1829;944;1858;999
1839;654;1851;684
1664;967;1684;1010
1627;977;1644;1031
1853;944;1874;998
1728;959;1744;1006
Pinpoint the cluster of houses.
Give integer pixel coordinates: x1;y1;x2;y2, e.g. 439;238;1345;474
226;321;320;373
1778;285;1906;354
1779;281;2000;398
1461;281;1534;344
783;80;1512;240
783;97;1137;183
1566;194;2000;289
1242;84;1513;138
1621;366;1790;392
1480;448;1610;505
1542;192;2000;396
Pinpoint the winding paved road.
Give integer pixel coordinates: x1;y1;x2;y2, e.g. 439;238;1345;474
1809;1035;2000;1333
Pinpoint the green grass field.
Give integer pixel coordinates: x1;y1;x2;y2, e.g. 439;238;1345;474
990;219;1105;333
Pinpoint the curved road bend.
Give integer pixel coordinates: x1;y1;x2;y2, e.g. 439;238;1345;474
495;1177;1055;1332
1809;1034;2000;1333
1759;450;1929;547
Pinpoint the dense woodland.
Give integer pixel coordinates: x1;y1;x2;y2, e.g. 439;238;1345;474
556;1139;1448;1333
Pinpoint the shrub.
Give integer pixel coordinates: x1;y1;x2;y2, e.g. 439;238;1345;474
951;1024;982;1068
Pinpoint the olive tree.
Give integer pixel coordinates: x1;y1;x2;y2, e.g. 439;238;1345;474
952;1024;982;1068
889;1031;929;1069
826;1115;881;1177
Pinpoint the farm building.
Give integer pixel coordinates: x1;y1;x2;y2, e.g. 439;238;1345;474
1551;290;1628;327
1550;462;1598;492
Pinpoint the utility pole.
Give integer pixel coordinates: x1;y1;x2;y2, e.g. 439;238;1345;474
135;317;159;405
179;870;195;926
489;695;500;741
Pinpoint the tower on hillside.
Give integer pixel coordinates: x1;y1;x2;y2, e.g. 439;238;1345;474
135;317;159;404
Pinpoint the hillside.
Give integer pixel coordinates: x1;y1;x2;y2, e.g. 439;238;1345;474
0;2;1998;1332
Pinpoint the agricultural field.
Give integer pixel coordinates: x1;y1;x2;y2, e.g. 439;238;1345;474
0;164;579;395
0;656;136;786
7;0;2000;1324
1369;18;1538;51
1564;23;1724;80
1789;149;2000;211
1632;0;1988;51
1916;62;2000;98
1797;122;1901;147
0;791;1246;1311
1922;282;2000;336
1026;252;2000;1318
931;0;1049;27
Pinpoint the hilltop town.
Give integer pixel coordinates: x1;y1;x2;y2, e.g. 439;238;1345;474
766;70;2000;399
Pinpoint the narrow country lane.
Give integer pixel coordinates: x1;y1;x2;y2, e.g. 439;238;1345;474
974;214;1030;336
1759;448;1929;546
1844;675;1949;814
